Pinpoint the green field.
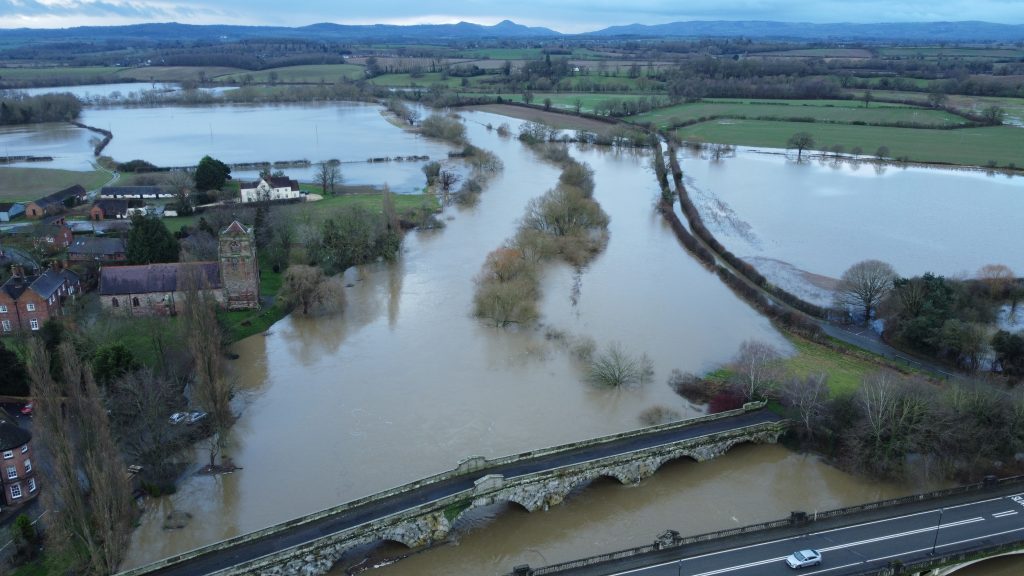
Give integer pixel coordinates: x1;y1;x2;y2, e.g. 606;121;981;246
632;99;963;128
878;47;1024;58
477;92;656;113
454;48;545;60
675;119;1024;167
217;64;364;83
783;337;882;396
0;66;120;81
0;167;113;201
759;48;873;58
369;72;467;88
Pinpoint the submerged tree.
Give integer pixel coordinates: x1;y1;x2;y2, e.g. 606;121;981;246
786;132;815;161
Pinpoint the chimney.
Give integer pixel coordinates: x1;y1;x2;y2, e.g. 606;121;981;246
10;265;24;279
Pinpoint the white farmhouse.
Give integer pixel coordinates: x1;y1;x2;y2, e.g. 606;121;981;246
239;177;302;203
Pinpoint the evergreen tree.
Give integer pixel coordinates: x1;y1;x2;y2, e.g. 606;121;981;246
194;155;231;191
126;215;180;264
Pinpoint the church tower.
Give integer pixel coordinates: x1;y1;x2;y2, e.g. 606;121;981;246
219;221;260;310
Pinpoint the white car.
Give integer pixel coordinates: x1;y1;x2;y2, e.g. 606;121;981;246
187;411;208;425
785;549;822;569
168;412;188;425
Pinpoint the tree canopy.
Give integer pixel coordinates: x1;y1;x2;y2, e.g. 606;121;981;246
194;155;231;191
126;215;180;264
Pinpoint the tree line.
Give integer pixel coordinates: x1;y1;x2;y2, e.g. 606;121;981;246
0;92;81;125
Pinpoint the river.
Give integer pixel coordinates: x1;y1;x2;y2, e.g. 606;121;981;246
119;110;803;569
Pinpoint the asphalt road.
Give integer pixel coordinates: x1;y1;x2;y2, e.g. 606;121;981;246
591;491;1024;576
130;410;782;576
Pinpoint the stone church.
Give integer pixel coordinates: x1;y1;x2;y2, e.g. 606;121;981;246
99;220;261;315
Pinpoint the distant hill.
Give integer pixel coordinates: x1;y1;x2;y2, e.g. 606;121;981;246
588;21;1024;42
0;20;560;43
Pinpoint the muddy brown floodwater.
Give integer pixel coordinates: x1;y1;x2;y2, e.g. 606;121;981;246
123;110;946;575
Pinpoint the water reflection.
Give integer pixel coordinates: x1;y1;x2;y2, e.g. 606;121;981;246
125;111;786;569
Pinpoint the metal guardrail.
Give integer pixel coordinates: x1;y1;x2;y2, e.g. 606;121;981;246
863;538;1024;575
520;475;1024;575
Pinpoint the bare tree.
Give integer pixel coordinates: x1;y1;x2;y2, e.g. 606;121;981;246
835;259;897;324
730;340;782;401
164;169;195;215
438;169;460;194
108;369;183;479
849;372;934;478
786;132;815;161
781;372;829;436
182;272;234;469
978;264;1016;299
314;160;341;196
27;341;134;575
277;265;347;316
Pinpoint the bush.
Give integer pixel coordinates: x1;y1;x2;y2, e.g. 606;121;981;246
419;114;466;144
639;405;682;426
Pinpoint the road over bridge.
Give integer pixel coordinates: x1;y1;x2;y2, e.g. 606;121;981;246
117;404;786;576
516;477;1024;576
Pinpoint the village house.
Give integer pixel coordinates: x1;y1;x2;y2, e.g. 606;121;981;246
0;203;24;222
99;220;260;314
7;216;75;251
24;185;87;219
0;421;39;507
99;186;171;199
239;176;301;203
90;199;147;220
0;263;80;334
67;237;128;263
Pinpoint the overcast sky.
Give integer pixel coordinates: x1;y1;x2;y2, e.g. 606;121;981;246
1;0;1023;32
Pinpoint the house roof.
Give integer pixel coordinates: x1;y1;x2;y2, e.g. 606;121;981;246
68;237;127;257
0;276;31;301
92;199;143;215
241;177;299;191
99;262;221;295
30;267;77;299
100;186;164;197
0;202;22;213
32;185;86;208
0;267;76;301
0;421;31;451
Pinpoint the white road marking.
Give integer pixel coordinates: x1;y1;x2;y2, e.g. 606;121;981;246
817;517;984;553
992;510;1018;518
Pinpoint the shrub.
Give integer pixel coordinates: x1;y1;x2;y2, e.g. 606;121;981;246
639;405;682;426
587;343;653;387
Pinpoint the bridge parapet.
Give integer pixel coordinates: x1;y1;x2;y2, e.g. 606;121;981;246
116;402;777;576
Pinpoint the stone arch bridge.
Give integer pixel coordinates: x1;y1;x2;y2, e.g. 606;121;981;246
117;403;787;576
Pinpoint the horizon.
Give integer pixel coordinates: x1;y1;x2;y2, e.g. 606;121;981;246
2;0;1024;33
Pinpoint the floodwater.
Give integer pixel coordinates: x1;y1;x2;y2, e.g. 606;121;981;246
14;82;176;99
0;102;453;192
682;148;1024;279
83;103;454;192
122;111;797;569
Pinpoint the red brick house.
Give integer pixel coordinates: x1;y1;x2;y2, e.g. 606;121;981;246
90;199;146;221
39;216;74;250
24;185;87;219
0;421;39;507
0;264;80;334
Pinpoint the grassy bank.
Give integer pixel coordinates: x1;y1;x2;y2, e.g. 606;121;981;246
675;119;1024;167
0;167;112;201
217;64;364;83
782;336;882;396
219;260;286;343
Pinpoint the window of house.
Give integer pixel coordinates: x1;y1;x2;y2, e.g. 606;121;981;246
29;319;39;331
1;320;10;332
112;297;119;307
6;466;16;480
3;451;13;460
28;478;36;493
20;445;27;454
0;305;7;313
133;297;140;307
10;484;21;499
23;459;31;473
25;303;35;312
